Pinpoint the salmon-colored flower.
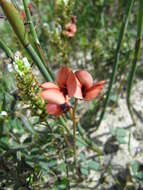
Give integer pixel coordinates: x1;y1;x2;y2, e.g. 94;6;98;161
63;16;77;37
20;3;33;21
40;67;106;115
40;66;74;116
68;70;106;101
40;82;71;116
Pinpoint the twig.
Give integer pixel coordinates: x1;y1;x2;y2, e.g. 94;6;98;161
97;0;134;129
126;0;143;125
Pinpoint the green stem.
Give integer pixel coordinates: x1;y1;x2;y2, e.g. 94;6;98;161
126;0;143;124
22;0;55;81
0;38;13;59
23;0;39;44
72;99;78;167
0;0;53;81
77;123;103;155
97;0;134;129
26;44;53;81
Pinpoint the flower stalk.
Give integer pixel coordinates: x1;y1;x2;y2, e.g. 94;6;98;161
0;0;29;46
0;38;13;60
0;0;53;82
71;99;78;167
126;0;143;124
97;0;134;129
22;0;54;79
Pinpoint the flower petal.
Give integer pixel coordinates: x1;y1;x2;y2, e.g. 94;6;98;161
85;80;106;101
46;104;62;116
40;88;66;104
20;10;26;21
66;23;77;33
63;31;75;37
40;82;59;90
56;67;72;88
75;70;93;89
66;72;83;99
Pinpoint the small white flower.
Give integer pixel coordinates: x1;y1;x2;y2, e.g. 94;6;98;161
13;61;23;76
0;111;8;116
7;64;13;72
23;57;30;68
63;0;69;5
14;51;22;61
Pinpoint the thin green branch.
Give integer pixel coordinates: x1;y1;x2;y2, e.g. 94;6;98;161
126;0;143;124
0;0;53;82
77;123;103;155
72;99;78;167
22;0;55;81
26;44;53;81
23;0;39;44
0;38;13;59
97;0;134;129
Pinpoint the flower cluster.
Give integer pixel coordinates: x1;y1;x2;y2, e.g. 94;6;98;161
40;67;106;116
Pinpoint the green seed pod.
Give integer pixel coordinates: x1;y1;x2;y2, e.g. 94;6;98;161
0;0;29;46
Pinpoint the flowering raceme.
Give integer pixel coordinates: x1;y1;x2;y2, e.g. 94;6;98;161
40;67;106;116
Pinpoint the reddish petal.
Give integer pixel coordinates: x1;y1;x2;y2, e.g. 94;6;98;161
75;70;93;89
66;23;76;33
28;3;33;16
63;31;75;37
63;23;76;37
40;82;59;90
46;104;62;116
20;10;26;21
66;72;83;99
40;89;66;104
56;67;72;88
85;80;106;101
71;24;77;33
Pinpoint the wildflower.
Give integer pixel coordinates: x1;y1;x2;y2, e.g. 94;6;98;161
40;67;81;115
68;70;106;100
63;16;77;37
40;67;106;115
20;3;33;21
13;51;30;76
40;82;71;116
41;66;80;98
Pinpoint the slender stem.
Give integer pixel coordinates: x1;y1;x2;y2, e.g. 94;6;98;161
0;0;53;81
126;0;143;124
0;38;13;60
77;123;103;155
72;99;78;167
22;0;55;81
97;0;134;129
23;0;39;44
26;44;53;81
65;158;70;190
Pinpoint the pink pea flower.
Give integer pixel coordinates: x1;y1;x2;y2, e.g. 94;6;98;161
40;82;71;116
40;67;74;116
63;16;77;37
68;70;106;101
40;67;106;115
